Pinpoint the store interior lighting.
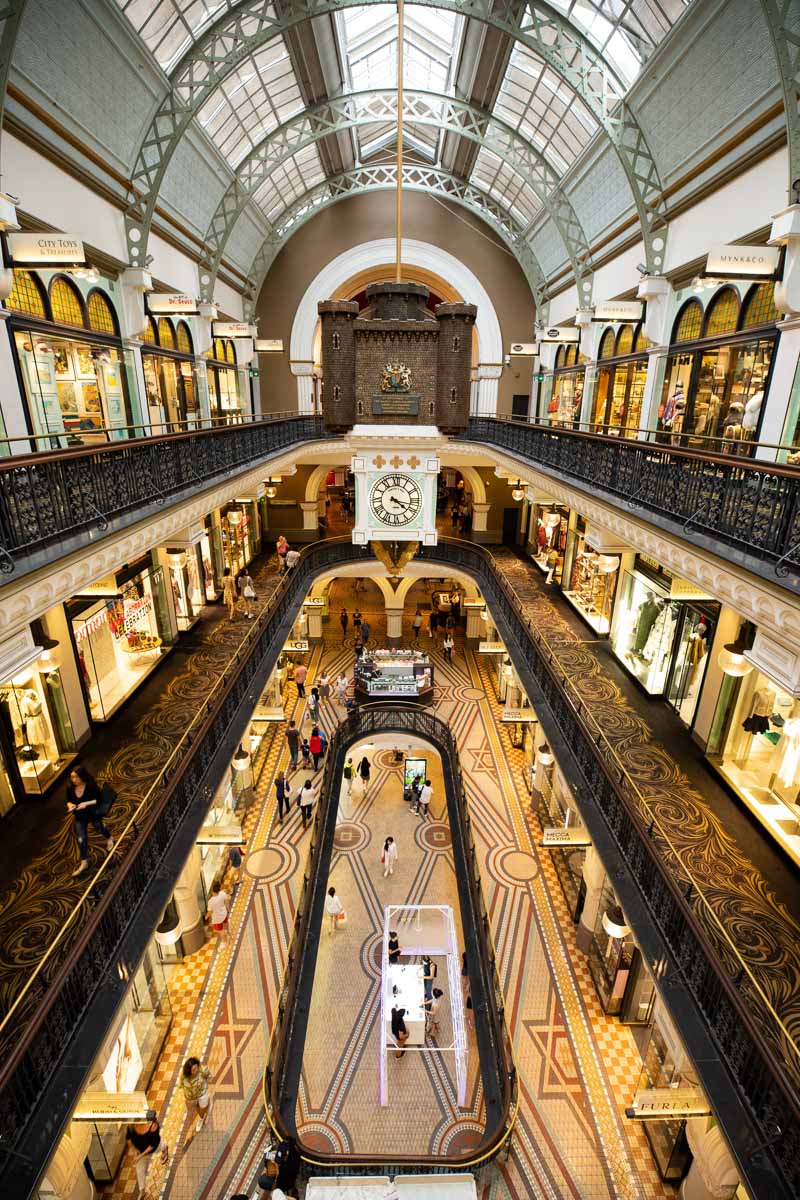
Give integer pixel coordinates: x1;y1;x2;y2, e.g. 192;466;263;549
717;633;754;677
537;742;554;767
602;905;630;940
510;480;525;501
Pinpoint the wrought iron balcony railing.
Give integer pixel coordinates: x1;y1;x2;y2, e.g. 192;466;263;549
463;415;800;591
0;412;330;579
0;538;797;1198
263;702;517;1175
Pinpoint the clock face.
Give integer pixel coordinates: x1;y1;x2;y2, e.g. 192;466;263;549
369;472;423;527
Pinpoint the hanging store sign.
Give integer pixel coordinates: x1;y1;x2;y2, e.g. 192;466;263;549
537;326;580;344
255;338;284;352
704;244;780;279
147;293;197;315
509;342;540;355
196;823;243;845
478;642;506;654
7;233;85;265
212;321;251;338
73;1092;152;1122
284;639;309;653
592;300;643;322
540;826;592;847
626;1086;711;1120
502;708;537;722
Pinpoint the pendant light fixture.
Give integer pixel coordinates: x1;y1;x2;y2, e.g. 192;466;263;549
602;904;630;940
717;630;754;677
511;480;525;501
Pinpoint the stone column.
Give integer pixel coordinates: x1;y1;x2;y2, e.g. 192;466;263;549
754;314;800;458
475;364;503;415
471;501;492;532
0;309;31;449
291;361;315;413
637;275;674;441
300;501;319;532
386;607;404;641
174;847;205;954
465;605;485;643
305;604;323;642
576;846;606;954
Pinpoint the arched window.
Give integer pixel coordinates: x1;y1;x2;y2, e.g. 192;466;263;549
555;346;565;369
633;323;651;352
703;287;739;338
143;317;158;344
176;321;193;354
214;337;225;360
672;300;703;343
86;290;118;335
5;269;47;318
157;318;176;349
615;325;634;356
49;276;86;327
225;340;236;365
741;282;778;330
598;328;615;359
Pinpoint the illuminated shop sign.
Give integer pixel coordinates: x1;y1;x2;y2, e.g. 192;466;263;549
147;293;197;315
255;338;284;352
501;708;537;722
212;321;251;338
73;1091;151;1122
8;233;85;264
592;300;644;322
704;244;780;279
540;826;592;847
626;1086;711;1120
509;342;540;355
537;326;580;344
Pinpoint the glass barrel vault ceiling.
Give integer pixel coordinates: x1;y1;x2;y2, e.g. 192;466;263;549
114;0;694;250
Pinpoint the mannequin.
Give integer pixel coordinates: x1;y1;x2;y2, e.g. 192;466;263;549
662;384;685;427
19;689;48;752
632;593;661;654
776;716;800;788
742;389;763;432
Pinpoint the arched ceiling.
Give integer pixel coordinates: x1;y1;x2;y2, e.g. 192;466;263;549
107;0;697;316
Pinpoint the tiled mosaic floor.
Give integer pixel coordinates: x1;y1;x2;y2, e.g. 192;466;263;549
107;576;676;1200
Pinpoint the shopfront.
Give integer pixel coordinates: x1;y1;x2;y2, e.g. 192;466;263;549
141;316;199;431
0;634;78;814
355;649;434;703
547;343;586;426
5;269;137;446
74;939;172;1183
529;501;570;585
657;282;778;452
590;323;649;435
67;556;175;721
206;337;244;423
707;640;800;866
219;500;259;573
560;514;620;635
610;556;718;726
166;546;204;632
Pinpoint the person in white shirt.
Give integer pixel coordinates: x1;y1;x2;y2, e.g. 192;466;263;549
414;780;433;819
335;673;349;704
206;881;230;942
325;885;344;933
382;835;398;877
443;633;454;662
299;778;317;829
285;548;300;571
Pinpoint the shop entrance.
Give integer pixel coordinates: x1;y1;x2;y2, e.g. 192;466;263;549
502;507;520;545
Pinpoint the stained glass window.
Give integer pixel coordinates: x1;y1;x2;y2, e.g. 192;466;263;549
615;325;634;356
158;318;176;349
87;290;117;335
673;300;703;343
741;282;778;330
598;328;615;359
176;322;194;354
143;317;158;344
704;288;739;338
225;340;236;364
49;277;85;327
5;269;47;317
555;346;565;369
633;324;651;352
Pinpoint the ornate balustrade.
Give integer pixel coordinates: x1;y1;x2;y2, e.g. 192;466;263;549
464;416;800;588
263;703;517;1174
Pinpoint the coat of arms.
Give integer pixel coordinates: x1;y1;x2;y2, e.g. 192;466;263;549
380;361;412;393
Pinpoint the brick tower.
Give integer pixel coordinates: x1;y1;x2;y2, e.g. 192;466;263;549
317;299;358;431
435;302;478;433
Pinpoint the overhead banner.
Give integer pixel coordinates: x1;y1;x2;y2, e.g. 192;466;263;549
212;321;251;338
255;338;284;352
537;326;580;344
704;244;780;279
593;300;643;322
8;233;85;265
509;342;540;355
147;293;197;315
626;1086;711;1121
540;826;592;847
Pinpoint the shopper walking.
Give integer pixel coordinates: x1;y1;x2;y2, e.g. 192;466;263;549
388;930;401;964
336;673;349;704
343;757;355;795
300;738;311;770
425;987;444;1037
412;608;423;639
206;880;230;943
308;686;320;722
325;884;344;933
285;547;300;572
381;836;398;877
340;608;349;640
67;766;113;877
294;661;307;697
353;609;362;637
222;568;237;621
181;1057;212;1147
391;1006;409;1058
228;842;246;886
414;778;433;819
275;770;291;821
285;720;300;770
126;1115;168;1196
429;607;438;639
443;633;454;662
318;673;331;704
422;954;438;1004
309;726;323;771
238;569;256;619
360;619;371;645
358;754;371;795
276;536;289;573
299;778;317;828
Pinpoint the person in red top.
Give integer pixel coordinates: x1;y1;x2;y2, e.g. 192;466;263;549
309;726;323;770
294;662;307;697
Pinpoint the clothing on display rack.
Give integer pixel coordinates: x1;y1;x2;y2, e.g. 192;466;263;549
777;717;800;788
633;596;662;654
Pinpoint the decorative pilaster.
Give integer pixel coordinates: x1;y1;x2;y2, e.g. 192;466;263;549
471;501;492;532
385;607;404;641
576;846;606;954
300;501;320;531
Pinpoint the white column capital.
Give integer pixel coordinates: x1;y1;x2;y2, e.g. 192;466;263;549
637;275;673;344
300;500;319;530
471;501;491;533
290;360;315;377
770;205;800;316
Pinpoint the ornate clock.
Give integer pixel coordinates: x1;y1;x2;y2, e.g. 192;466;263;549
369;472;423;527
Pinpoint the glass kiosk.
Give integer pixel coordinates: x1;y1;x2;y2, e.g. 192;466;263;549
354;650;434;704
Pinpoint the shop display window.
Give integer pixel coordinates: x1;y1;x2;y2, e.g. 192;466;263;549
587;882;635;1015
548;343;586;426
657;285;777;453
200;519;224;601
206;337;243;422
220;505;256;572
530;503;569;584
591;325;648;436
0;662;77;807
635;1019;693;1181
141;317;199;432
561;515;619;635
611;568;676;694
81;942;171;1182
70;565;173;721
167;547;203;631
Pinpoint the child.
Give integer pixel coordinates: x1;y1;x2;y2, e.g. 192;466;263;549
301;738;311;769
206;880;230;942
